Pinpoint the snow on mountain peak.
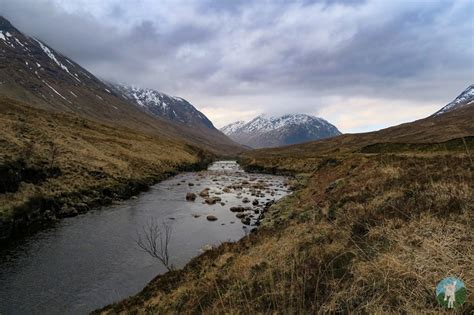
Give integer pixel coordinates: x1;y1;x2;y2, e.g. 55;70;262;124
220;121;246;134
112;84;215;129
241;113;330;132
220;113;341;148
434;84;474;116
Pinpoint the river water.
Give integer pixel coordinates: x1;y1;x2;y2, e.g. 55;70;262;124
0;161;290;314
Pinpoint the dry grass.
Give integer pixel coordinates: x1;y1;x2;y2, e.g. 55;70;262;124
97;152;473;314
0;98;212;228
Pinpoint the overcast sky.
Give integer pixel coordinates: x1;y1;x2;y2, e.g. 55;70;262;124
1;0;473;132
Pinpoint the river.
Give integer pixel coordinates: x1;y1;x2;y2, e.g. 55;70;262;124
0;161;290;314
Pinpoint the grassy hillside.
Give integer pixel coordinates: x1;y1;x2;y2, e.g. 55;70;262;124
96;108;473;314
0;97;213;240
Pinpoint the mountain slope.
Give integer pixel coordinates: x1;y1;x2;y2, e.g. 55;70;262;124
433;84;474;116
112;84;215;130
221;114;341;148
0;16;242;154
220;121;246;135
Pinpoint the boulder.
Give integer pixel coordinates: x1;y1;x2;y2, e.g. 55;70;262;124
186;192;197;201
204;196;221;205
241;217;251;225
252;199;259;206
230;206;246;212
206;215;218;221
199;188;210;198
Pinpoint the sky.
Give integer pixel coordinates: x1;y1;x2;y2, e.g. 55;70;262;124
1;0;473;132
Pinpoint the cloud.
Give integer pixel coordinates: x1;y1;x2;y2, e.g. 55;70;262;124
1;0;473;131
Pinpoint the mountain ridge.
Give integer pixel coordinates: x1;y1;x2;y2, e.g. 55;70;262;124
433;84;474;116
111;83;215;130
0;16;242;154
221;113;341;148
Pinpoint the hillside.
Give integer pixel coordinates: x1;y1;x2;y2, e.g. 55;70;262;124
112;84;215;129
0;16;242;155
0;97;213;241
221;114;341;148
434;84;474;116
97;92;473;314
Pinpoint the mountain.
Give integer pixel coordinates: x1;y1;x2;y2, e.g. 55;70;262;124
112;84;214;129
221;114;341;148
219;120;246;135
433;84;474;116
247;90;474;159
0;16;241;154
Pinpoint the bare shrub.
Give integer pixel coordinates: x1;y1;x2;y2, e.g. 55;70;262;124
136;219;174;271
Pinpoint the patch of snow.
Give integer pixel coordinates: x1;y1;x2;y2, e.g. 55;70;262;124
435;84;474;116
0;32;6;41
220;121;246;134
15;38;25;47
42;80;71;103
96;95;103;100
69;91;78;98
222;114;337;136
34;38;81;82
36;62;41;68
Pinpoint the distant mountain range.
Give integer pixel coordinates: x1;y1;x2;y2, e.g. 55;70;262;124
0;16;241;154
221;114;341;148
433;84;474;116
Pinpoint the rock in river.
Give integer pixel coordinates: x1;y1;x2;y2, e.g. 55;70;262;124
199;188;210;198
206;215;218;221
186;192;197;201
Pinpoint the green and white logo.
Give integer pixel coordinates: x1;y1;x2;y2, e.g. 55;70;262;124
436;277;467;309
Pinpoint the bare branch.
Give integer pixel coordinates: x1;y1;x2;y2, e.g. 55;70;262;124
135;219;174;271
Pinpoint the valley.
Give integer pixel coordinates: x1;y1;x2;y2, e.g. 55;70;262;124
0;6;473;314
97;113;474;314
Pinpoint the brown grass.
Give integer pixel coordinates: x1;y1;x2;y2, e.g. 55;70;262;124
0;98;212;227
97;152;473;314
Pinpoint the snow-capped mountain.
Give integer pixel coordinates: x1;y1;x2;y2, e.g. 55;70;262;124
433;84;474;116
221;114;341;148
0;16;241;153
112;84;214;129
220;121;246;135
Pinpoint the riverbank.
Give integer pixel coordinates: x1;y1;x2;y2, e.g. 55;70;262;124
0;161;292;314
96;148;473;314
0;101;215;243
